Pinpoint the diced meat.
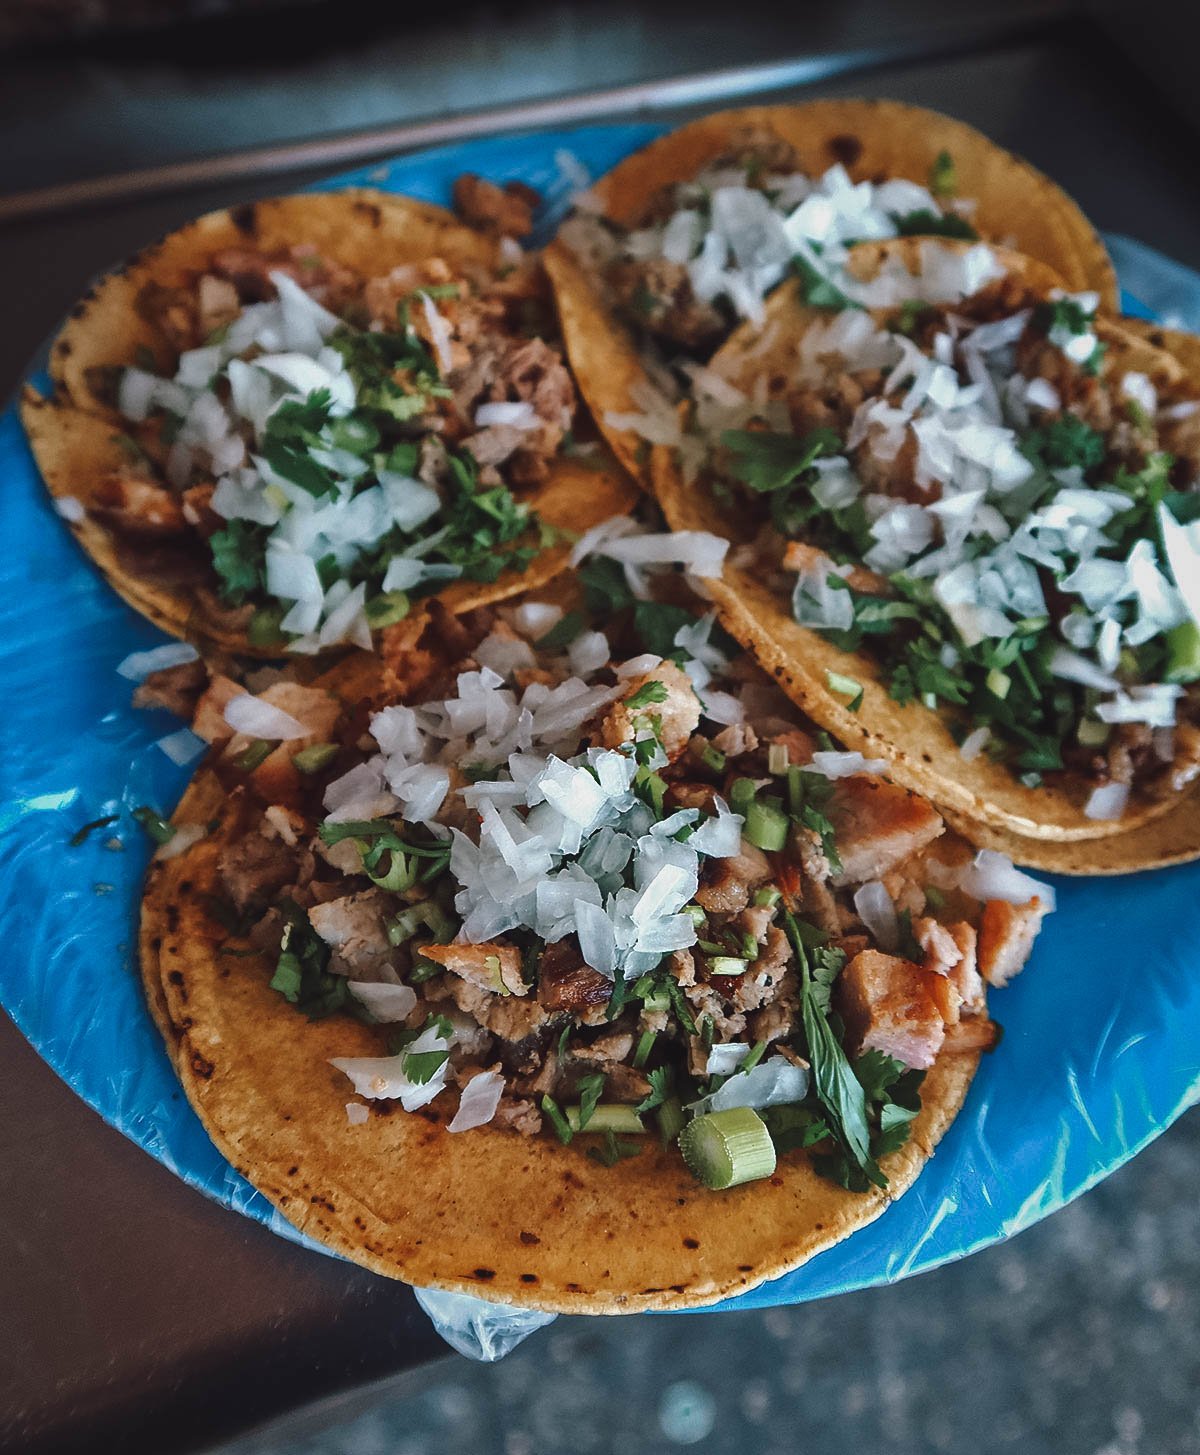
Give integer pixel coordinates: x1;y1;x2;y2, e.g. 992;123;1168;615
734;903;775;945
210;244;356;309
666;780;719;814
977;897;1047;987
135;280;194;350
485;337;577;486
422;941;528;995
219;827;313;917
682;980;747;1040
668;947;696;987
133;658;208;718
942;1016;1001;1054
827;775;945;887
947;922;985;1014
572;1030;634;1066
196;274;240;336
769;727;815;766
792;824;842;933
711;722;759;757
228;683;343;804
452;173;540;239
445;975;554;1045
537;939;611;1013
181;481;222;535
695;840;772;915
925;971;962;1027
608;257;727;353
193;674;247;743
492;1096;542;1136
307;889;396;979
602;1064;653;1104
836;948;947;1071
913;916;962;978
600;660;700;762
92;475;186;536
1162;722;1200;795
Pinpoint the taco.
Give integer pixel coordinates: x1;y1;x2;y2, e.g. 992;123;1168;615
545;100;1116;486
22;189;634;656
648;236;1200;852
140;528;1050;1312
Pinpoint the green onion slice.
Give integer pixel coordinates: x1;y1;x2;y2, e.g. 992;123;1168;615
679;1107;777;1190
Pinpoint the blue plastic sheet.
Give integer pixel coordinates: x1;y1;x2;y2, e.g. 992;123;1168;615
2;124;1198;1342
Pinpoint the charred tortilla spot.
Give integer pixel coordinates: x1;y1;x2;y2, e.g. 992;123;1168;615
519;1231;540;1245
352;200;383;227
738;1264;753;1272
827;133;863;167
287;1165;299;1176
230;202;259;236
190;1051;214;1079
520;1273;537;1283
166;905;180;931
683;1237;699;1249
473;1267;496;1280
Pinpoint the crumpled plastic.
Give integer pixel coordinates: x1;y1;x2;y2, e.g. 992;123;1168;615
1;123;1198;1363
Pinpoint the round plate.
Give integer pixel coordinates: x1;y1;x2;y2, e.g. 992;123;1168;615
1;123;1196;1314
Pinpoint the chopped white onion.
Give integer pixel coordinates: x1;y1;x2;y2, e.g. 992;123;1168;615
116;641;200;681
1084;782;1130;821
223;693;309;740
448;1070;506;1132
345;1102;370;1126
347;981;417;1022
958;849;1055;912
854;881;898;952
155;728;208;766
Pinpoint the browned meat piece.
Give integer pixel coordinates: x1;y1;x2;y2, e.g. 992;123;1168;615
196;274;240;337
668;947;696;987
708;125;800;176
219;828;313;917
782;541;890;595
192;674;247;743
92;475;186;536
695;839;772;915
446;975;554;1044
682;979;747;1040
308;889;396;979
792;824;842;934
572;1030;634;1065
748;992;796;1045
492;1096;543;1135
827;775;945;887
769;727;815;766
836;948;947;1071
977;897;1047;987
913;916;962;978
600;659;700;762
947;922;985;1014
851;429;927;503
181;481;222;536
608;258;727;354
666;780;719;814
452;173;540;239
537;939;611;1013
734;903;775;945
602;1064;654;1104
133;658;208;718
422;941;527;995
135;280;195;350
925;971;962;1027
210;244;356;308
942;1016;1001;1054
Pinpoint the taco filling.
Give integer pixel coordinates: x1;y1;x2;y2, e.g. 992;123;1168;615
675;247;1200;820
174;526;1050;1194
562;126;974;362
102;242;579;651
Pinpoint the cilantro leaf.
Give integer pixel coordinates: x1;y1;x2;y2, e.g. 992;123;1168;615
891;209;977;241
721;427;841;494
625;679;669;710
792;255;859;310
209;519;266;604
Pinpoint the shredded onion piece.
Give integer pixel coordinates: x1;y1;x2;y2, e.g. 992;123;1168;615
854;881;899;952
958;849;1056;912
223;693;309;740
347;982;417;1022
1084;782;1130;821
448;1070;506;1132
116;642;200;681
345;1102;369;1126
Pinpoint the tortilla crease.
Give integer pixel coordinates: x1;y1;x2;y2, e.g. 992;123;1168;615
141;780;979;1317
24;189;636;655
545;100;1117;487
942;786;1200;875
651;239;1193;849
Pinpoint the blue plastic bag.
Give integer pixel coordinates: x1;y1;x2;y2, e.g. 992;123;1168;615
1;124;1197;1357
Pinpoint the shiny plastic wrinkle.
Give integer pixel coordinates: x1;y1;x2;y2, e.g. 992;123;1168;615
1;125;1197;1323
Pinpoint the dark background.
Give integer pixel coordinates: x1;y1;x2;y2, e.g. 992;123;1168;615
1;3;1197;1451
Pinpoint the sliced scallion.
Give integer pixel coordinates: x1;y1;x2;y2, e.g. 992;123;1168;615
753;886;781;908
766;743;789;775
656;1095;686;1145
708;956;748;976
234;739;273;773
701;745;726;773
292;743;338;774
679;1107;777;1190
565;1104;646;1135
744;797;788;852
729;776;757;815
541;1094;574;1145
365;591;410;628
633;1029;656;1068
826;670;864;711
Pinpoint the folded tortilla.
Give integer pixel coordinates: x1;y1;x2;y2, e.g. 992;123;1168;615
23;189;635;655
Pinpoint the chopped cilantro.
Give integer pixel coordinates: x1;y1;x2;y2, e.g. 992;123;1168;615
792;255;859;310
720;427;841;495
891;209;977;241
132;805;174;846
210;519;266;604
625;679;669;710
536;611;587;649
1022;414;1106;473
929;149;957;198
575;1073;606;1130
